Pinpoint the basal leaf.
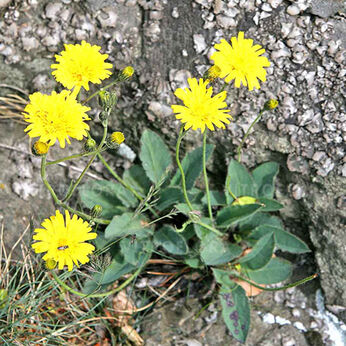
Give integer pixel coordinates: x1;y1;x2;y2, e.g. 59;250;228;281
200;233;242;265
238;212;282;232
216;204;262;228
219;285;250;343
248;225;310;254
171;144;214;190
243;258;292;284
105;213;152;240
225;160;256;204
78;180;125;219
123;165;151;196
139;129;171;184
252;162;279;198
156;187;184;211
202;190;226;206
257;198;283;212
154;225;188;255
238;232;275;270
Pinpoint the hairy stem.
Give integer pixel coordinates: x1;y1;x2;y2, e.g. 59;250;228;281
203;130;213;222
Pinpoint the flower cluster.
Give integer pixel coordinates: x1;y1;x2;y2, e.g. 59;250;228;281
172;32;271;132
24;41;113;149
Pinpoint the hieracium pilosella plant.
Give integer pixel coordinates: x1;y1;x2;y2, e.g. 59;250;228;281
21;34;316;342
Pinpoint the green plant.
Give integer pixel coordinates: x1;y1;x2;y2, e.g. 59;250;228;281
22;36;317;343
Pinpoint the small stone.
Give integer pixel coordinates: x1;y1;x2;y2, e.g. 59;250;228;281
216;15;236;28
0;0;11;8
291;184;305;200
98;8;117;28
287;4;300;16
171;7;179;18
268;0;283;8
282;337;296;346
45;2;63;20
292;308;301;317
193;34;207;54
182;49;188;57
293;321;307;332
287;154;309;174
21;37;39;51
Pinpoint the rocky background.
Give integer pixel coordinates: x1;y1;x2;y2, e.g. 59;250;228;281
0;0;345;344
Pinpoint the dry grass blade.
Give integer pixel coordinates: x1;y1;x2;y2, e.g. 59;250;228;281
0;91;28;123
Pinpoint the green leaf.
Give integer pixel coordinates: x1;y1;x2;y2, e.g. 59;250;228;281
202;190;226;206
257;198;283;212
225;160;256;203
200;233;242;265
139;129;172;184
238;212;282;232
105;213;152;240
239;232;275;270
213;268;237;288
112;183;138;208
219;285;250;343
154;225;188;255
216;204;262;228
243;258;292;284
156;187;184;211
78;180;125;219
171;144;214;190
194;218;212;240
120;238;153;266
184;256;203;268
248;225;310;254
252;162;279;198
123;165;151;196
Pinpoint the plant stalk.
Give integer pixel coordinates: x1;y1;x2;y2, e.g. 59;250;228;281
203;130;213;222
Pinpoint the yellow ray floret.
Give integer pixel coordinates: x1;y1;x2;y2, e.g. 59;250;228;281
51;40;113;91
210;32;271;91
23;90;90;148
171;78;232;133
32;210;97;271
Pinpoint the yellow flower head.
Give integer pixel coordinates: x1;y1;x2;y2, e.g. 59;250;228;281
171;78;232;132
110;131;125;145
121;66;134;79
51;40;113;92
32;210;97;271
206;65;221;82
211;32;271;91
264;99;279;110
23;90;91;148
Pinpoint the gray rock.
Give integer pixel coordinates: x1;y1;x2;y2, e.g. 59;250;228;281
308;0;346;18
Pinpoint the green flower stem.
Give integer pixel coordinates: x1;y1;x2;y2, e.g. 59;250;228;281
97;153;159;217
82;78;120;105
51;266;143;298
46;148;107;166
195;220;223;236
63;121;108;203
237;109;264;163
232;273;318;292
41;155;110;224
203;130;213;222
176;126;193;211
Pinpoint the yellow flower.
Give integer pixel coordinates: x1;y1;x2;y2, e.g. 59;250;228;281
211;32;271;91
110;131;125;145
171;78;232;132
23;90;90;148
120;66;134;80
264;99;279;110
205;65;221;82
32;210;97;271
51;40;113;92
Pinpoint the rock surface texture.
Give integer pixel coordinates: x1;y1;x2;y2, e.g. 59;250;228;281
0;0;345;343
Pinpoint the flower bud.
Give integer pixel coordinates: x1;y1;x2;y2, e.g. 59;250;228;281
99;110;108;123
204;65;221;82
0;289;8;309
84;138;97;152
98;90;117;111
32;141;49;156
232;196;257;206
45;258;57;270
91;204;103;218
264;99;279;110
119;66;134;81
110;131;125;145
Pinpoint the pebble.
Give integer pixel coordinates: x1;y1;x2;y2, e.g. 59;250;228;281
97;8;117;28
287;4;300;16
268;0;283;8
45;2;63;20
0;0;11;7
171;7;179;18
193;34;207;54
291;184;305;200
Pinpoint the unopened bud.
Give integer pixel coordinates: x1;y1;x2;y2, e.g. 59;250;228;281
32;141;49;156
45;258;57;270
91;204;103;218
232;196;257;206
84;138;97;152
99;111;108;124
98;90;117;112
264;99;279;110
119;66;134;81
110;131;125;145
